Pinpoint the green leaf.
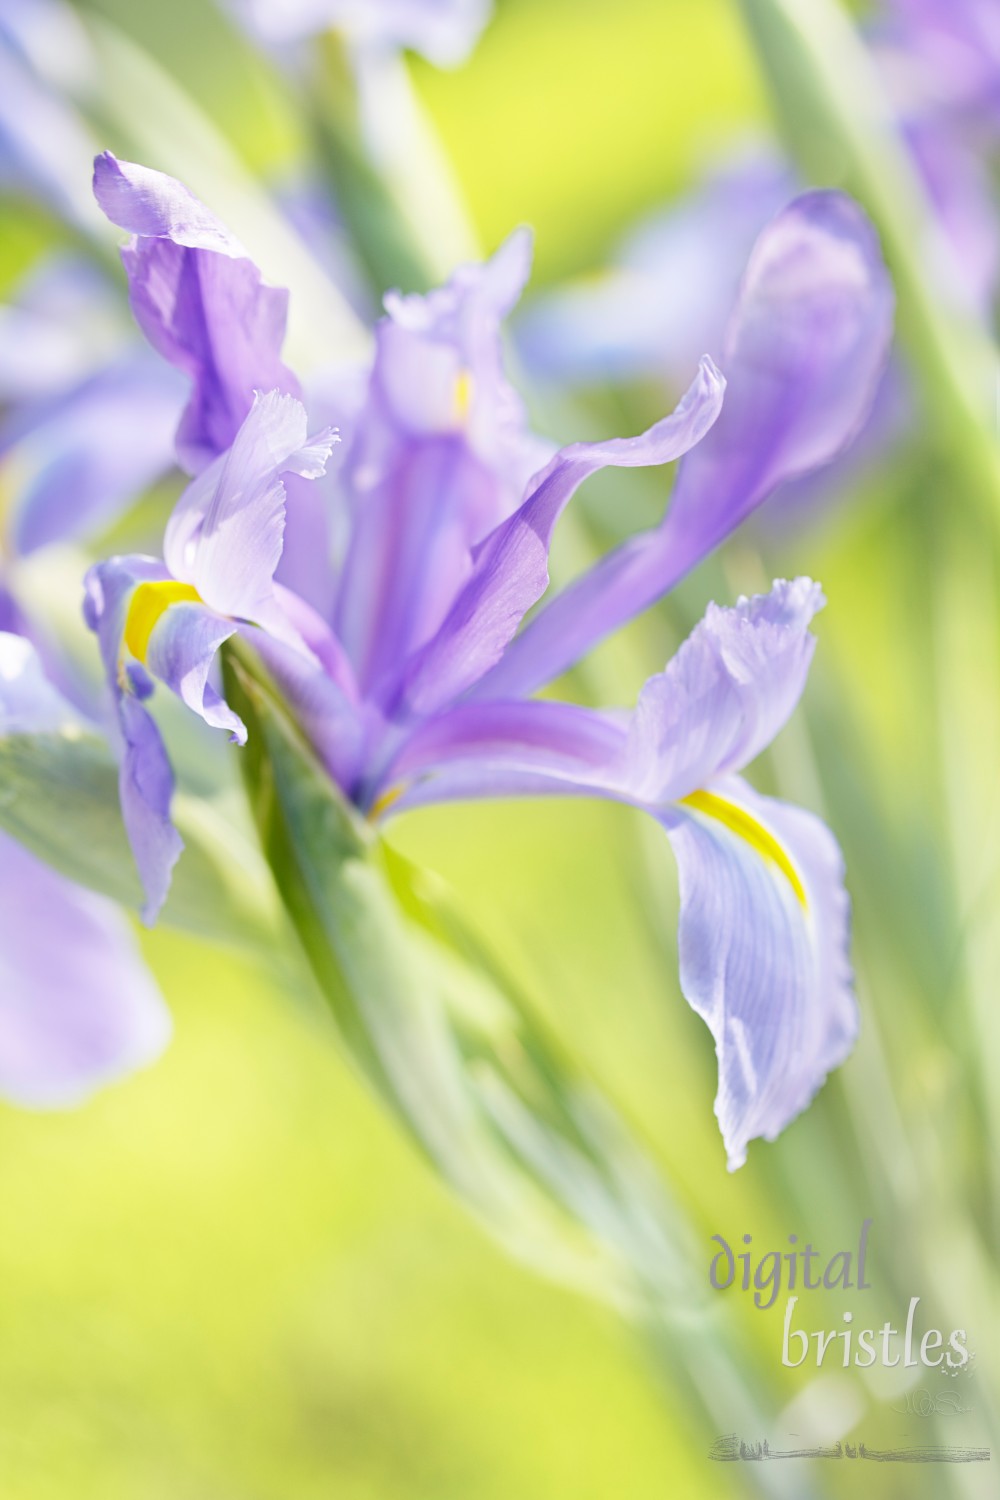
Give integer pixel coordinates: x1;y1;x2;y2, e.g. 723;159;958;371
0;719;281;950
0;720;140;906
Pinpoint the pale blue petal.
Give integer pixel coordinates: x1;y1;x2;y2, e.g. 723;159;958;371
0;830;171;1107
660;774;857;1170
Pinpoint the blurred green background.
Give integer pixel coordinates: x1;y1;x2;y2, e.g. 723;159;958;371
1;0;997;1496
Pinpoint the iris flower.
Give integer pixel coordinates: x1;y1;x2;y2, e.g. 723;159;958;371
86;153;892;1168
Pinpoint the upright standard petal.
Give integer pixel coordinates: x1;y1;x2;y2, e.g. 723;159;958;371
393;356;724;718
334;230;542;695
0;831;172;1107
164;390;336;634
477;192;893;701
93;153;301;473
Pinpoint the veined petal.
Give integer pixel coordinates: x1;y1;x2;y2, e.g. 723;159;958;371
0;831;171;1107
621;578;824;805
394;356;724;718
477;192;892;701
659;774;857;1170
117;693;183;925
163;390;336;633
85;557;221;922
93;152;301;474
143;603;245;742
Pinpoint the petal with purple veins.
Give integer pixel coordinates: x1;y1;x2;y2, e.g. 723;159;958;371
659;774;857;1170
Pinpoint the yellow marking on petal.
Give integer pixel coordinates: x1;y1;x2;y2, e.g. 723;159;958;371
124;580;202;664
453;369;474;425
679;788;808;909
369;784;403;821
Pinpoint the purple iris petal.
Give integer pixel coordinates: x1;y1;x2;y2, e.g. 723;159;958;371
164;389;336;638
384;698;629;799
93;152;301;475
248;627;366;794
143;604;245;742
4;352;184;556
0;631;174;1058
475;192;893;702
517;153;793;389
334;230;541;695
0;831;171;1107
116;694;184;927
621;579;824;805
879;0;1000;122
660;775;856;1171
394;355;725;719
85;395;336;918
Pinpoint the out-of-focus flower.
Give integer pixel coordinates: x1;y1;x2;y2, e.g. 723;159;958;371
226;0;491;64
517;153;795;391
0;633;171;1107
0;0;101;229
87;155;892;1168
0;230;184;1113
521;0;997;479
876;0;1000;125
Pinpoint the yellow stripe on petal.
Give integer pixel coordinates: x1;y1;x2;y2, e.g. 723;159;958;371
369;784;403;821
124;580;202;664
679;788;808;909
